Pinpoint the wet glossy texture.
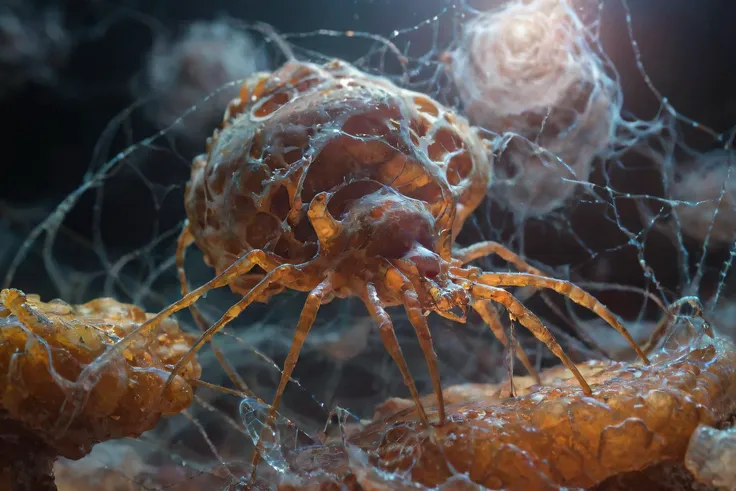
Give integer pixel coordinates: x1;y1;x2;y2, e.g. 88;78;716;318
279;334;736;490
0;289;201;489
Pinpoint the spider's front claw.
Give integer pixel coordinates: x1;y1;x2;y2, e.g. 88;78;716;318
449;304;468;323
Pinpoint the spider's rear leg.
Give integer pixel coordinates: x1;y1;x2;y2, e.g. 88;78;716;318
363;282;430;427
455;241;547;381
176;222;252;394
267;276;334;422
453;240;544;275
459;270;651;365
78;248;291;388
468;283;592;395
248;275;334;481
471;299;541;385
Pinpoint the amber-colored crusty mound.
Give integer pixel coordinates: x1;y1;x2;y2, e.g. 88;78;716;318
279;332;736;490
0;288;201;489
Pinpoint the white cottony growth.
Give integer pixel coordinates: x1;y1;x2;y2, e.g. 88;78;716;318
449;0;619;217
135;18;269;140
670;150;736;246
451;0;588;124
0;5;71;96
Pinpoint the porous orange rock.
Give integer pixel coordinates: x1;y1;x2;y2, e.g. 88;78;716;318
278;331;736;490
0;288;201;489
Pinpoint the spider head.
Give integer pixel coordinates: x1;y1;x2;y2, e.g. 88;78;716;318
428;280;469;322
389;239;468;322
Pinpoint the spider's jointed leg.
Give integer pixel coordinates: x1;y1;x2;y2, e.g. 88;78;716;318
453;240;544;275
176;222;218;334
249;275;335;480
471;299;541;385
468;282;593;395
159;248;288;330
363;282;430;427
78;248;293;387
176;222;251;394
458;270;651;364
269;276;334;419
393;268;446;425
455;241;612;360
166;263;307;388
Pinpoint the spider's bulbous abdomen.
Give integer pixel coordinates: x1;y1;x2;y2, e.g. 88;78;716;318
339;190;436;259
185;59;492;295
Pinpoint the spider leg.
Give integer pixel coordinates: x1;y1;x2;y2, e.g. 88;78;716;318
77;248;291;393
130;250;286;346
471;299;541;385
176;222;252;395
393;269;445;425
454;241;612;360
453;240;544;275
453;240;538;307
456;270;651;365
249;275;334;480
363;282;430;427
267;276;333;421
468;282;592;395
165;263;303;390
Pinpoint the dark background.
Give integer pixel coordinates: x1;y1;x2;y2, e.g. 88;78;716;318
2;0;734;208
0;0;734;437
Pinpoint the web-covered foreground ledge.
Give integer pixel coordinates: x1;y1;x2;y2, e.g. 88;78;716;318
277;324;736;490
0;289;201;490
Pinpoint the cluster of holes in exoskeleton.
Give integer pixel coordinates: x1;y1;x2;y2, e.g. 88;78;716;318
197;65;481;273
411;94;474;187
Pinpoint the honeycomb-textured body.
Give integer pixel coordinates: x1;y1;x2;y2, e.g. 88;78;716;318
185;59;491;298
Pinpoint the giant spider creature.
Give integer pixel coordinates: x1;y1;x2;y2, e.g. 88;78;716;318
92;59;648;443
171;57;649;424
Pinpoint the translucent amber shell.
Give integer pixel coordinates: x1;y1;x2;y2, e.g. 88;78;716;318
185;59;491;298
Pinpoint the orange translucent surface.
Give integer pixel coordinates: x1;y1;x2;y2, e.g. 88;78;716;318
0;288;201;461
280;334;736;490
